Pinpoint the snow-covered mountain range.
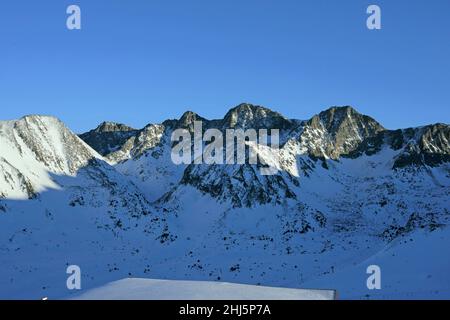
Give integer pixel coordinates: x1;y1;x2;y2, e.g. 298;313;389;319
1;103;449;299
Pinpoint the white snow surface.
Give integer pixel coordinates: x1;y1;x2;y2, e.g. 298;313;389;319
71;278;336;300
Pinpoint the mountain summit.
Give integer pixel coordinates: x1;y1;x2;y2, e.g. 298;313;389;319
303;106;385;159
221;103;294;130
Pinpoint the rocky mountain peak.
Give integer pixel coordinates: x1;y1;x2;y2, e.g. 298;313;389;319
222;103;293;130
1;115;100;189
94;121;136;133
302;106;385;159
174;111;207;130
79;122;139;157
314;106;384;134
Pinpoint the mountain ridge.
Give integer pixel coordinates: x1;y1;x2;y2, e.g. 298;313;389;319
79;104;449;164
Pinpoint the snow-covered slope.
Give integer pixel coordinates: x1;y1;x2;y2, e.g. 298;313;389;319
302;226;450;299
0;115;101;199
1;105;449;299
71;278;336;300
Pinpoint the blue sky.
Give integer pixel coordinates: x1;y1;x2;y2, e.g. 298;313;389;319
0;0;449;133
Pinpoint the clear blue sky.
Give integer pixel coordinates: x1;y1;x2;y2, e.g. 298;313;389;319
0;0;449;133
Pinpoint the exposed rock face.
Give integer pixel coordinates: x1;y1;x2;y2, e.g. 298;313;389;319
392;124;450;168
347;123;450;168
79;121;138;157
94;121;136;133
171;111;208;131
220;103;295;131
302;106;385;159
176;164;297;208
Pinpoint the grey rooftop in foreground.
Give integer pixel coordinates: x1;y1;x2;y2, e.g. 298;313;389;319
71;278;337;300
